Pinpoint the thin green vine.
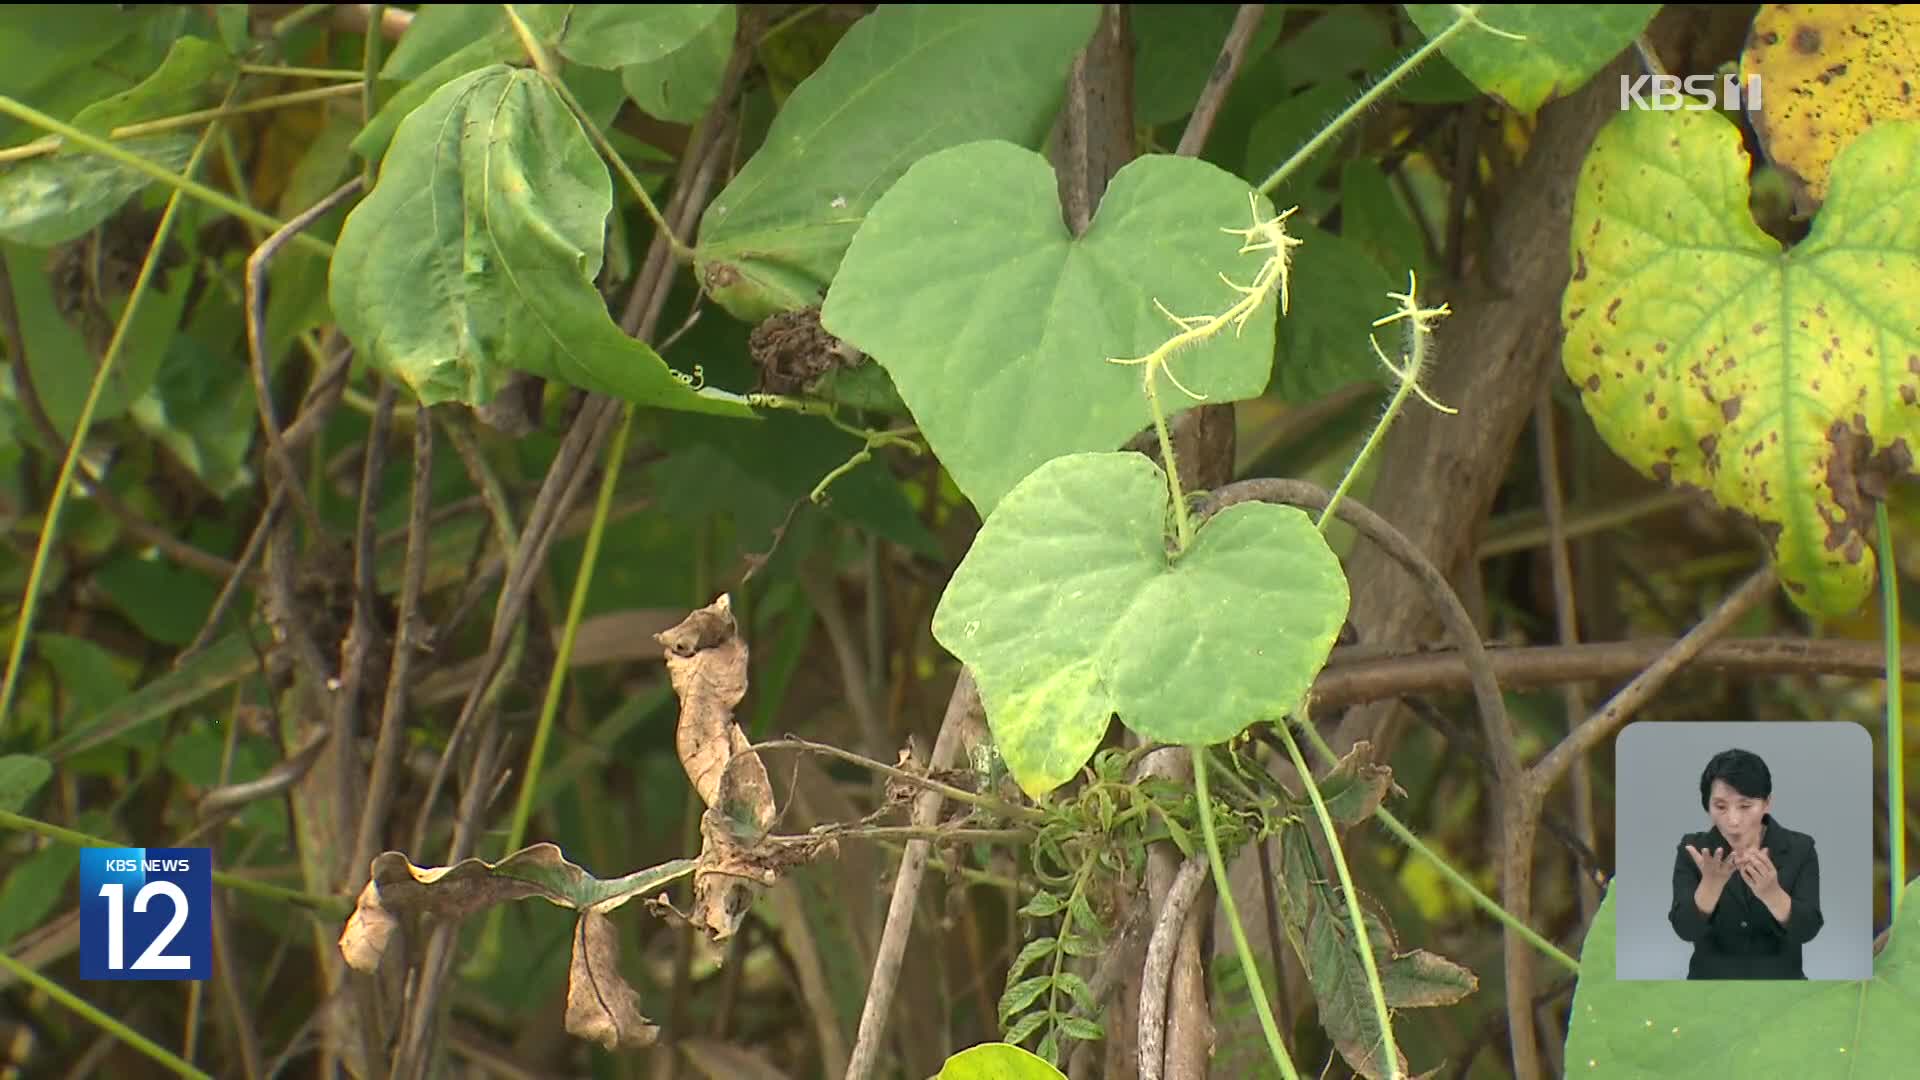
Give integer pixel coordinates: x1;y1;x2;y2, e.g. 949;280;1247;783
0;951;212;1080
1878;499;1906;917
1110;192;1303;553
1278;711;1398;1078
1257;5;1524;197
1194;749;1300;1080
0;90;231;733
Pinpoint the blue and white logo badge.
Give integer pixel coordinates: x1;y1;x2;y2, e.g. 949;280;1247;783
79;847;211;980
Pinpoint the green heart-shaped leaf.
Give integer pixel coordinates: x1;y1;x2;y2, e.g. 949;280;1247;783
1563;109;1920;616
1403;5;1660;113
1566;880;1920;1074
823;141;1280;516
694;5;1099;322
931;452;1348;797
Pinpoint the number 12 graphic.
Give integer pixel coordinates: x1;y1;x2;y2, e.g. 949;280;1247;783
80;848;211;980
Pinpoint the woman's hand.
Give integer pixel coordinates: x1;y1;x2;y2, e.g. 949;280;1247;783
1686;844;1738;887
1737;848;1785;902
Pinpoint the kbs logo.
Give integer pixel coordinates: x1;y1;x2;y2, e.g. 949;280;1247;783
1620;73;1762;112
79;848;211;980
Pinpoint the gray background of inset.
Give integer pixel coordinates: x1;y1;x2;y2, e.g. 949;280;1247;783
1613;720;1873;980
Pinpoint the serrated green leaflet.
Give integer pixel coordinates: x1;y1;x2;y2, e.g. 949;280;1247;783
1403;5;1660;113
824;142;1280;516
1563;110;1920;616
1565;880;1920;1077
695;5;1099;322
329;65;749;416
932;453;1347;797
938;1042;1067;1080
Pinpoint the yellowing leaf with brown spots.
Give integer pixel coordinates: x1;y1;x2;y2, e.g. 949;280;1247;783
1563;107;1920;617
1744;4;1920;213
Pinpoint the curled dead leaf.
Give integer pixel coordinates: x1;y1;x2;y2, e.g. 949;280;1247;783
657;595;776;833
338;879;398;973
567;910;659;1050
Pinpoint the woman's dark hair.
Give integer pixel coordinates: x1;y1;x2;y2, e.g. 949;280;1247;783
1699;748;1772;811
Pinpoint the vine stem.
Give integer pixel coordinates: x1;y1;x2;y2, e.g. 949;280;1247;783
1257;5;1509;197
1878;499;1906;916
1192;749;1299;1080
472;404;638;973
1318;273;1452;532
1277;717;1399;1078
0;951;211;1079
0;84;363;165
0;98;227;733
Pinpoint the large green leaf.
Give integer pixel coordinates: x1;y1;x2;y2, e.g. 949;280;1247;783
0;135;196;247
557;5;728;70
938;1043;1067;1080
330;65;749;416
1563;109;1920;617
353;5;571;164
823;141;1280;516
621;4;737;123
1403;5;1661;113
1565;880;1920;1076
68;35;232;137
931;452;1348;797
0;6;179;147
694;5;1100;322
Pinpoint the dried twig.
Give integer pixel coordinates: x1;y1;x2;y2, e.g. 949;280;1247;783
1533;565;1780;792
1139;855;1209;1080
846;669;982;1080
350;403;435;886
245;176;362;539
1175;5;1265;157
1533;385;1601;920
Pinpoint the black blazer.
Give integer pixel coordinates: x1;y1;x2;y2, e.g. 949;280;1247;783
1668;813;1823;979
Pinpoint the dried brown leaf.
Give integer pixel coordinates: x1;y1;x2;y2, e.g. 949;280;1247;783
566;910;659;1050
657;594;775;832
336;844;695;970
338;879;399;972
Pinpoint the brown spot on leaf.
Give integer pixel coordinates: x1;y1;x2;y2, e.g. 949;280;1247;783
1722;397;1742;422
1573;254;1588;281
1793;26;1820;53
1904;385;1917;406
1586;375;1601;392
1752;322;1767;336
1817;62;1848;84
1652;461;1673;485
1699;434;1719;471
1605;298;1621;324
1654;341;1668;354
